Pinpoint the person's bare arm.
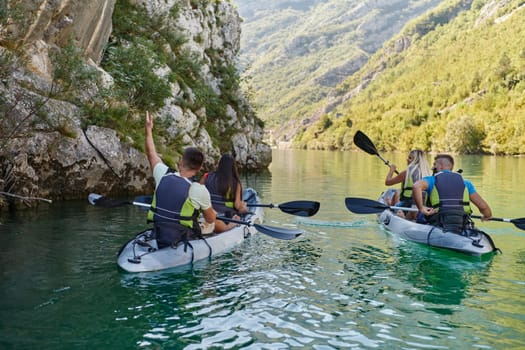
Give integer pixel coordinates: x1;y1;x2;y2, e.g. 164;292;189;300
199;173;208;185
191;184;216;223
234;182;248;214
385;167;406;186
470;192;492;221
145;111;162;170
413;179;434;216
202;206;216;224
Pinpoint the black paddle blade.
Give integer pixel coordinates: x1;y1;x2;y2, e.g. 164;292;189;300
472;215;525;231
511;218;525;230
254;223;303;240
218;216;303;240
135;195;153;205
345;197;389;214
88;193;132;208
353;130;378;156
278;201;320;217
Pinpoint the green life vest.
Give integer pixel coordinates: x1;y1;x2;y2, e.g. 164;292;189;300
400;175;414;201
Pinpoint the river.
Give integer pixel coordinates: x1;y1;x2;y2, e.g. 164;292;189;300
1;149;524;349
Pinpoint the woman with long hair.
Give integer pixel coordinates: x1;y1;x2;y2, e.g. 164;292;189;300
201;154;248;232
385;149;432;218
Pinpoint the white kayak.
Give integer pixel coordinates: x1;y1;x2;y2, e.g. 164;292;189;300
117;188;266;273
376;191;498;256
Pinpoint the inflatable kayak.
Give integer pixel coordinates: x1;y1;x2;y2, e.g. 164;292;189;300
116;188;268;272
89;189;317;272
375;191;498;256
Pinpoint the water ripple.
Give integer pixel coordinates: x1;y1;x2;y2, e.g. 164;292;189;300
2;186;524;349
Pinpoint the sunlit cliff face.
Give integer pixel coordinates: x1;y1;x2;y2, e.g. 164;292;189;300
2;0;115;78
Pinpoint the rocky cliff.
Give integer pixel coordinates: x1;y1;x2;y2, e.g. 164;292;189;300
0;0;271;209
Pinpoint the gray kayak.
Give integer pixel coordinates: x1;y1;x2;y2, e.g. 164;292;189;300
377;192;498;256
117;188;265;272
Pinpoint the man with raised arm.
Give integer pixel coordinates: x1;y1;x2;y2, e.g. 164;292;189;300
145;111;216;248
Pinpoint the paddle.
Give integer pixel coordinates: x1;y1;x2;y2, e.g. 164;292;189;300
88;193;303;240
213;199;320;217
88;193;150;209
471;215;525;230
344;197;418;214
353;130;398;174
125;195;320;217
216;216;303;240
345;197;525;231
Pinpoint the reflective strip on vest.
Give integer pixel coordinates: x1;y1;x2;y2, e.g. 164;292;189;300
147;171;198;228
429;172;472;214
204;172;235;212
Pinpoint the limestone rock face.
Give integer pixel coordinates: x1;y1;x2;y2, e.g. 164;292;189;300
1;96;152;204
3;0;116;77
0;0;270;209
127;0;269;170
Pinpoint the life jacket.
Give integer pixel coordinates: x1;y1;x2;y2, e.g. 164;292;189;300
400;173;415;201
427;171;472;233
204;172;235;214
147;169;201;248
428;171;472;213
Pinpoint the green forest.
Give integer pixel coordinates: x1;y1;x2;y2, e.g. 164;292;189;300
293;0;525;154
237;0;443;139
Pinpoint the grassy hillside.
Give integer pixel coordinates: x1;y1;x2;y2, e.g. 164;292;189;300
294;0;525;154
235;0;443;141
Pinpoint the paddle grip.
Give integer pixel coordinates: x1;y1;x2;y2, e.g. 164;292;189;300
378;155;399;174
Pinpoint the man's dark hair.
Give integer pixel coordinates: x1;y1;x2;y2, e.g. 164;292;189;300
182;147;204;170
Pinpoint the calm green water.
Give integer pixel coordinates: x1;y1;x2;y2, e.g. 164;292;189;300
1;149;524;349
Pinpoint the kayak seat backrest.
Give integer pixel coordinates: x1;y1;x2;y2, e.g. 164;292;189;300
431;209;469;234
154;221;195;249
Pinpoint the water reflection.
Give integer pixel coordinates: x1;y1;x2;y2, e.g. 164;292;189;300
116;245;330;348
277;238;323;269
2;150;525;350
340;243;394;302
241;170;272;201
337;238;498;348
392;241;493;312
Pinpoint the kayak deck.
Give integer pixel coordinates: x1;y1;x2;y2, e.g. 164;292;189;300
117;188;264;272
377;192;498;256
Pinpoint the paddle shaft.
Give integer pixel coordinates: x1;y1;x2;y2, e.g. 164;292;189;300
128;196;319;217
382;209;522;230
211;199;320;217
212;201;297;209
132;201;151;209
137;197;277;207
390;205;418;212
375;153;392;168
471;215;525;230
345;197;416;214
471;215;508;222
89;193;303;238
380;155;399;175
345;197;525;231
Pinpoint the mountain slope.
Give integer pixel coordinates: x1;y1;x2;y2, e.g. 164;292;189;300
235;0;443;143
294;0;525;154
